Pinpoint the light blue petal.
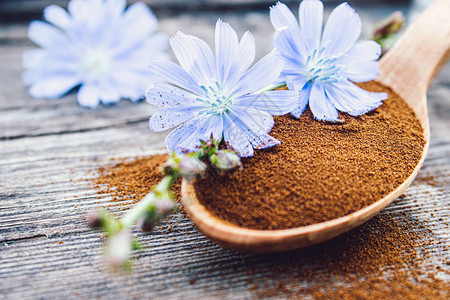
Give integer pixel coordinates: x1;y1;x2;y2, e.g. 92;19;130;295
169;32;216;87
290;81;312;118
77;84;101;108
321;3;361;55
325;81;386;116
299;0;323;51
228;113;280;150
28;21;69;50
286;75;309;92
122;2;158;30
231;50;283;97
165;116;210;154
105;0;126;19
234;90;299;116
309;83;341;122
215;20;239;86
99;84;122;105
341;61;380;82
43;5;71;29
22;49;47;70
229;107;274;135
245;133;280;150
149;106;204;132
339;41;381;65
148;60;204;95
177;114;224;151
274;28;308;63
270;2;300;31
222;31;256;94
29;75;80;100
222;114;254;157
113;4;165;55
146;83;199;108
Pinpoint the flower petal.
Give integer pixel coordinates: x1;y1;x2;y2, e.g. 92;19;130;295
215;20;239;86
222;31;256;93
43;5;72;29
234;90;299;116
270;2;300;31
286;75;309;92
289;80;312;118
28;21;69;50
229;107;274;135
105;0;126;19
177;114;224;151
309;83;341;122
222;114;254;157
149;106;203;132
325;80;386;116
339;41;382;65
148;60;204;95
170;32;216;86
299;0;323;51
77;84;101;108
228;113;280;149
274;28;308;64
321;2;361;55
231;50;283;97
165;116;210;154
341;61;380;82
29;75;80;99
146;83;199;108
113;4;165;55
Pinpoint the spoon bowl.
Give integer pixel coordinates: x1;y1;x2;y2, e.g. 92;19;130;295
181;0;450;253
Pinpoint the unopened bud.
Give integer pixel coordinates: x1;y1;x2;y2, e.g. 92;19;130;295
202;138;217;155
154;196;176;217
105;230;132;271
178;156;206;181
373;11;404;42
86;211;103;229
162;164;175;176
139;194;175;232
210;150;242;172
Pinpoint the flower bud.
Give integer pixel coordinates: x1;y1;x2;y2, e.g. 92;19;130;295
154;195;176;217
86;211;103;229
210;150;242;172
178;156;206;181
373;11;404;42
139;194;175;232
105;230;132;271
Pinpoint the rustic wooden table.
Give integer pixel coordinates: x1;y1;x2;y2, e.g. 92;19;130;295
0;3;448;299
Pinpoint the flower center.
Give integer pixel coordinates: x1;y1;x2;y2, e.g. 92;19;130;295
304;48;345;84
81;47;113;81
198;81;233;115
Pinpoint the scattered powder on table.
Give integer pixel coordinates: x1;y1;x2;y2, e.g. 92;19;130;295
91;157;447;299
93;154;180;211
194;81;426;229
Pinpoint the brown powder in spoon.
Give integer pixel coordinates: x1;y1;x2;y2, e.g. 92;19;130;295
194;81;425;230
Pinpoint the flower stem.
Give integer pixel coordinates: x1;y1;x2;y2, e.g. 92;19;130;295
120;175;178;228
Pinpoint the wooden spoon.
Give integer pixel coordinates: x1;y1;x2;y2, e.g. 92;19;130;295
181;0;450;253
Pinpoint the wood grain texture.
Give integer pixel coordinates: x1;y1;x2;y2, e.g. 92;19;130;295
0;6;449;300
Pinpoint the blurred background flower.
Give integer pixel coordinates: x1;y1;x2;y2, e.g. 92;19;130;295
22;0;168;108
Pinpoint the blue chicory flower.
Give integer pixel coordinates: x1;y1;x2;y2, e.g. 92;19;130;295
270;0;388;122
23;0;169;108
147;20;299;157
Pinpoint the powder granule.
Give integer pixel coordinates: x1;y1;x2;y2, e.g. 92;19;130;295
194;81;426;230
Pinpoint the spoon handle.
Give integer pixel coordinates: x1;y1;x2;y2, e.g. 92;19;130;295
378;0;450;105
